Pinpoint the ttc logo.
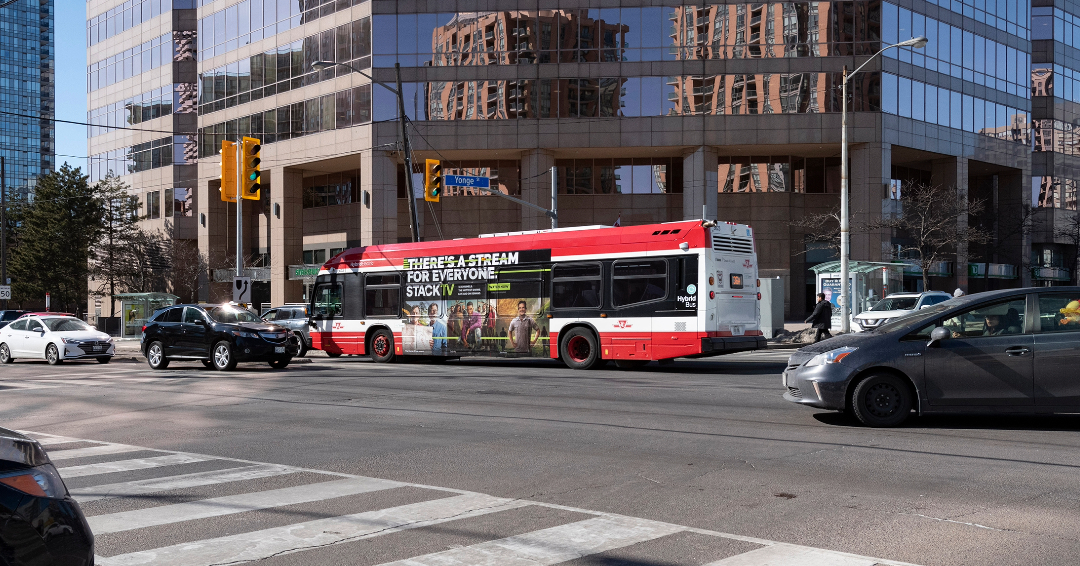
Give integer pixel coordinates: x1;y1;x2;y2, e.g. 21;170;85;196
614;320;632;329
743;259;753;269
332;322;345;330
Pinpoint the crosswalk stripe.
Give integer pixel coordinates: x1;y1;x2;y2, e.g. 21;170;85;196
57;453;215;478
47;443;148;461
18;433;85;445
96;492;529;566
702;543;882;566
373;514;685;566
70;464;301;503
88;475;407;534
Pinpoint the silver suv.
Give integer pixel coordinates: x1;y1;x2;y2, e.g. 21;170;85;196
261;305;311;356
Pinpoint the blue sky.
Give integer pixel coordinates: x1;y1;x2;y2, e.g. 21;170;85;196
54;0;88;172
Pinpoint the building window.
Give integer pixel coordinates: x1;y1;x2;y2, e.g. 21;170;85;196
302;170;359;209
555;158;681;195
147;191;161;219
303;249;327;265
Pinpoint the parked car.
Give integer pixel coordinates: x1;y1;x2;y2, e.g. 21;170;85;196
783;287;1080;427
851;291;952;331
260;304;311;356
0;315;114;365
0;310;27;329
141;303;299;371
0;427;94;566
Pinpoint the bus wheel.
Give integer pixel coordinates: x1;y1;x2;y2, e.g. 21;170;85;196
560;328;601;370
370;329;395;363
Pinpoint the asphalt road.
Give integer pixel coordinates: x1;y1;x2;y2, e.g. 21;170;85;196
2;351;1079;566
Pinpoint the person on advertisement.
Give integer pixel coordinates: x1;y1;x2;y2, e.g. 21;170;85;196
508;300;540;354
429;302;448;355
462;301;483;349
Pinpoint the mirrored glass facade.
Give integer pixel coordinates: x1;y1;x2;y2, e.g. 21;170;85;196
1;0;53;202
1031;1;1080;211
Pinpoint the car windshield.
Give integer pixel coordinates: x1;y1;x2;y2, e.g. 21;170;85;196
875;303;955;333
1;312;22;321
870;297;919;311
43;318;93;332
208;307;261;324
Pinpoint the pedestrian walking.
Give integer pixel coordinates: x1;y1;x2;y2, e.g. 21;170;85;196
806;292;833;342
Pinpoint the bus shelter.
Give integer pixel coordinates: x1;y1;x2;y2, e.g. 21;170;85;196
810;262;905;328
115;293;178;338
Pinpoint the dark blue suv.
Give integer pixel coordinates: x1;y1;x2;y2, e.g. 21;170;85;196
141;304;299;371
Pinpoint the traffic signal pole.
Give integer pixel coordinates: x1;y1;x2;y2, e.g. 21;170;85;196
396;63;420;243
236;136;243;278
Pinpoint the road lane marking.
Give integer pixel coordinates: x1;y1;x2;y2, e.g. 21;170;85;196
70;464;301;502
46;443;153;461
88;476;407;534
20;433;86;445
96;493;529;566
373;515;685;566
57;453;216;478
703;543;883;566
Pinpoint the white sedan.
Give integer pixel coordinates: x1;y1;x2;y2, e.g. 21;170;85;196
0;315;115;365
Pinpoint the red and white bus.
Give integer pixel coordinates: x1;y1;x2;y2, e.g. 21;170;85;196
308;219;765;369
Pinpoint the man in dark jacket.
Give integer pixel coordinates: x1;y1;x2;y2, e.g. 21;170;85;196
806;292;833;342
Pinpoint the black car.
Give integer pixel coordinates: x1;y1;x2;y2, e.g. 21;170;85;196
0;311;27;330
141;304;299;371
783;287;1080;427
0;428;94;566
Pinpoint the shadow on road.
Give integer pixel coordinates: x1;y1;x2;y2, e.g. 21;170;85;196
813;411;1080;431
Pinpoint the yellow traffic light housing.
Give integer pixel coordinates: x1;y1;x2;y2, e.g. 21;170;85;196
240;136;262;200
424;159;442;203
220;140;237;202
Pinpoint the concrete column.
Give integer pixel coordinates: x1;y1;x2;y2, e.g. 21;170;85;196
849;143;891;261
270;167;303;306
932;157;970;291
360;151;399;245
683;147;718;220
520;149;555;231
196;174;229;302
997;172;1032;287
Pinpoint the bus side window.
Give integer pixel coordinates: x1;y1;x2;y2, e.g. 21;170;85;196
313;283;343;317
552;263;602;309
365;273;401;318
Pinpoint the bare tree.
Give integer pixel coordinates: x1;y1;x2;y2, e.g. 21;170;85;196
870;183;992;291
790;206;872;257
1055;209;1080;285
166;237;207;303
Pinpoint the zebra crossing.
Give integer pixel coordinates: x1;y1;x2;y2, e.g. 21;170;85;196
21;430;917;566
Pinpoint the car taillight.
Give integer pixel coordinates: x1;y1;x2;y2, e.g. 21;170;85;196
141;325;147;333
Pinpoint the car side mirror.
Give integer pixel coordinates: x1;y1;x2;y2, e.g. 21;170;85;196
928;326;950;347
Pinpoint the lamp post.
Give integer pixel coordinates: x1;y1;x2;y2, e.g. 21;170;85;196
839;36;927;333
312;61;420;243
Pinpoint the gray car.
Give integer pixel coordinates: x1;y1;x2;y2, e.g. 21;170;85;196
261;305;311;356
783;287;1080;427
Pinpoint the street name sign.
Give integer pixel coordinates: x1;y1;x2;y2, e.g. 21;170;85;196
444;175;490;188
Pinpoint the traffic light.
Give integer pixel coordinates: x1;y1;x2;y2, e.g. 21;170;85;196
219;140;237;202
424;159;442;203
240;136;262;200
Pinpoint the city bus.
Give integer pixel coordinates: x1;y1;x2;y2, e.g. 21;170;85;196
308;219;765;369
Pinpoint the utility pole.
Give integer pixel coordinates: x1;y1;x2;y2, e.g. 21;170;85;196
550;166;558;229
1;156;6;309
396;63;420;243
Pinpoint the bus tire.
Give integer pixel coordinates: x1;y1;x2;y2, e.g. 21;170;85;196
369;329;395;363
560;328;601;370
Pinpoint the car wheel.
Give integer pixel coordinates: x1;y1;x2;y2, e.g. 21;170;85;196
614;360;648;369
96;356;112;364
45;343;63;365
560;328;601;370
326;351;343;358
200;360;214;369
147;341;169;370
294;332;308;357
851;374;913;427
212;341;237;371
0;344;12;364
370;329;395;363
269;359;290;369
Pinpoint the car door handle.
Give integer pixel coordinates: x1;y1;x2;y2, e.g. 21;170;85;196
1005;347;1030;356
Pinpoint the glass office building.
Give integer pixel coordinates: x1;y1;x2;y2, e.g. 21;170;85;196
90;0;1067;315
1;0;54;203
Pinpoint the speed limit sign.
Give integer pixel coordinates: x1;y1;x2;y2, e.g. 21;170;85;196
0;286;10;300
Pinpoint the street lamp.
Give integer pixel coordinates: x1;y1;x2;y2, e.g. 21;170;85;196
312;60;420;243
839;36;927;333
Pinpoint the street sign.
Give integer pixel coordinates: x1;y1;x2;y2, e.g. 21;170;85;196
0;286;9;300
444;175;490;188
233;277;252;304
45;292;50;311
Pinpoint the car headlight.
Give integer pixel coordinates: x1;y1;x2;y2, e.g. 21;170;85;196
805;346;858;367
231;330;259;339
60;338;81;344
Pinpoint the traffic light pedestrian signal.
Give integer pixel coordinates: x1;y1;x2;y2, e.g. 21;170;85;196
220;141;237;202
424;159;442;203
241;136;262;200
